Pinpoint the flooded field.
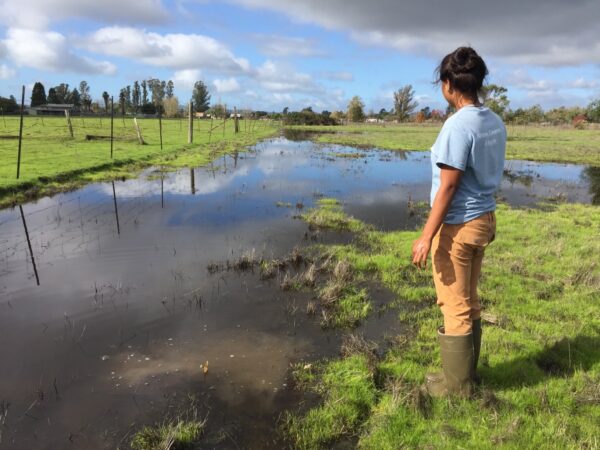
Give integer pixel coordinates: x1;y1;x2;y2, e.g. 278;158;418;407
0;136;597;449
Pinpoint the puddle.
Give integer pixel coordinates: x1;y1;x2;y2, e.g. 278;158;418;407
0;137;597;448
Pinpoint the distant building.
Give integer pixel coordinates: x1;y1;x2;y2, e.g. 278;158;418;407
28;104;74;116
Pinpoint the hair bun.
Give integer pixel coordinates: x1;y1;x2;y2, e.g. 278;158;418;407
452;47;476;72
435;46;488;98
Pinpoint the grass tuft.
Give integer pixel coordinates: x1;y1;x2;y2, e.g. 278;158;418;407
130;418;205;450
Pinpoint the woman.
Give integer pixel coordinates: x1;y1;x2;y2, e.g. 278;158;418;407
411;47;506;397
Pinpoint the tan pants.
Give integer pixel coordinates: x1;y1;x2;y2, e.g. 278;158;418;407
432;212;496;335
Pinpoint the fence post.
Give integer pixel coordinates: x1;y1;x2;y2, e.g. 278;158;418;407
208;116;213;144
16;85;25;179
65;110;74;138
110;97;114;158
234;107;239;133
159;114;163;150
133;117;145;145
188;101;194;144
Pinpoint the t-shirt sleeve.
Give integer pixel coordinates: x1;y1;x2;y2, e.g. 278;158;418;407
432;126;472;171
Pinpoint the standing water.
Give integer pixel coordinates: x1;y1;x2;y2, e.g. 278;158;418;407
0;137;597;448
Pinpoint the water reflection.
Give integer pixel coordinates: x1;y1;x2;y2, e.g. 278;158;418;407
582;166;600;205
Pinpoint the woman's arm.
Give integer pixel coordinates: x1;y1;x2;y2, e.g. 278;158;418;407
411;165;463;269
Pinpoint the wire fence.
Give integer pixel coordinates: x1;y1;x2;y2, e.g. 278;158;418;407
0;108;280;194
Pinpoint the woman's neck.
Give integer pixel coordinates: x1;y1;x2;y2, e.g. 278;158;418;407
453;95;481;110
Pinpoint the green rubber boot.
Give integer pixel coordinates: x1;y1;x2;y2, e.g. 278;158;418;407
425;327;475;397
472;319;482;383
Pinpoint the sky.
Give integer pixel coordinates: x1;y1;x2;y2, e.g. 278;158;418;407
0;0;599;112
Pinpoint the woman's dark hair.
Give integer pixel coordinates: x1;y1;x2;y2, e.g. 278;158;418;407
436;47;488;99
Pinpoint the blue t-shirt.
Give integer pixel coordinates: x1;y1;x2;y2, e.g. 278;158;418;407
430;105;506;224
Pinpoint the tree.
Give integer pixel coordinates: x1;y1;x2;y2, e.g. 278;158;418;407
71;88;81;108
102;91;110;112
53;83;71;103
210;103;226;118
132;81;141;113
163;96;180;118
119;88;127;116
147;79;165;109
481;84;509;116
141;80;148;105
586;99;600;123
282;106;289;115
125;85;132;112
79;81;91;111
331;111;345;122
47;88;59;104
393;85;418;122
347;96;365;122
0;95;19;113
30;82;47;107
166;80;174;98
192;80;211;112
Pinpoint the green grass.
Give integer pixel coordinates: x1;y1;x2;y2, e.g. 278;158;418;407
288;123;600;166
130;418;205;450
285;354;377;449
302;198;367;233
0;116;278;207
287;200;600;449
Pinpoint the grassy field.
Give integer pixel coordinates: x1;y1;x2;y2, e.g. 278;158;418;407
286;199;600;449
0;115;278;208
289;123;600;166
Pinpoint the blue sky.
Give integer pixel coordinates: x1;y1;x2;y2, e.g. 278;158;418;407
0;0;599;112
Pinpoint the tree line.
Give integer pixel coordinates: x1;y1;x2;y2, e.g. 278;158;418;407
2;79;600;125
0;79;214;118
284;84;600;126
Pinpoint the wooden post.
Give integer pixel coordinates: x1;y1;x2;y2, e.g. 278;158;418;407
65;110;74;138
188;101;194;144
190;168;196;195
110;97;114;158
222;114;226;138
234;107;239;133
20;205;40;286
208;116;213;144
16;85;25;179
159;114;163;150
133;117;145;145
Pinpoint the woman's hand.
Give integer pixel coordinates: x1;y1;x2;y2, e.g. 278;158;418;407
412;235;432;269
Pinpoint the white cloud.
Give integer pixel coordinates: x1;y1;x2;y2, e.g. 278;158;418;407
0;64;16;79
570;78;598;90
253;34;325;57
321;71;354;82
230;0;600;67
0;0;168;30
255;60;320;94
214;77;241;93
82;27;251;73
173;69;203;89
3;28;116;75
505;69;556;92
